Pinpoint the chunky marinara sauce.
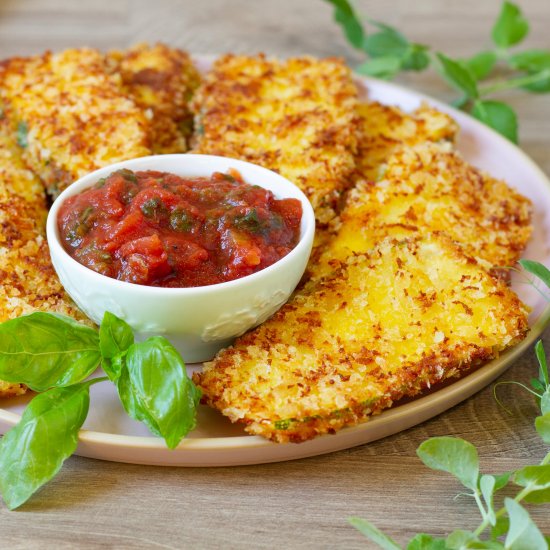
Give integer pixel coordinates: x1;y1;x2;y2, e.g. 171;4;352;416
58;169;302;287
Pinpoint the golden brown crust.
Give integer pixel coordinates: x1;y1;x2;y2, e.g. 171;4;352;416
311;141;532;281
0;116;88;398
0;48;151;196
106;42;201;154
195;234;529;443
191;54;360;226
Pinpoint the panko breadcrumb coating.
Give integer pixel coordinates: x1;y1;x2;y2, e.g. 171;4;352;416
106;43;201;154
191;54;360;226
195;234;529;443
0;117;88;398
0;48;151;196
312;142;532;281
355;101;458;184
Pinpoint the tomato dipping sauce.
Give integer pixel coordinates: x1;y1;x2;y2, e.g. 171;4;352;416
57;169;302;287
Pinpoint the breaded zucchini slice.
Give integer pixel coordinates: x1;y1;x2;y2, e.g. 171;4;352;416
195;234;529;443
355;101;458;183
313;142;532;281
0;119;88;397
107;42;201;154
191;54;360;225
0;48;150;196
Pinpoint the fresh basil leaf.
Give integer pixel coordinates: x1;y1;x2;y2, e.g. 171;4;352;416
504;498;547;550
437;53;479;98
472;100;518;143
363;26;409;58
520;260;550;291
348;517;401;549
116;357;162;437
407;533;446;550
541;389;550;416
535;413;550;444
123;336;201;449
417;437;479;490
99;311;134;381
401;45;430;72
480;474;496;525
356;56;402;79
0;380;95;509
469;543;505;549
492;1;529;48
323;0;365;50
0;312;100;392
464;51;497;80
533;340;550;388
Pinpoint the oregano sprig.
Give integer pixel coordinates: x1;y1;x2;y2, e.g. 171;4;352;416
348;259;550;547
324;0;550;143
0;311;201;510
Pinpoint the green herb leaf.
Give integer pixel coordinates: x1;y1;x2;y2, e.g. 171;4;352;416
492;1;529;48
472;100;518;143
436;53;479;98
16;121;28;148
480;474;497;525
493;471;512;491
523;486;550;505
417;437;479;490
118;336;201;449
509;50;550;92
541;389;550;416
0;381;95;509
99;312;134;381
348;517;401;549
533;340;550;388
504;498;547;550
514;463;550;492
464;51;497;80
520;260;550;289
402;45;431;72
535;413;550;444
363;24;409;58
531;378;546;393
492;516;510;539
446;529;478;549
0;312;100;392
356;56;402;79
407;533;446;549
323;0;365;50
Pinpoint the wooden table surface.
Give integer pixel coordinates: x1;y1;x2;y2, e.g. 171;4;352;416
1;0;549;548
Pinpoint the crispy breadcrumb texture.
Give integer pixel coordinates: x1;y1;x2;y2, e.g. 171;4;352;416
354;101;459;183
195;234;529;443
191;54;360;225
0;118;88;397
0;48;151;196
312;142;532;281
106;43;201;154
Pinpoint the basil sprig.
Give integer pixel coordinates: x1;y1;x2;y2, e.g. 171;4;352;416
0;311;200;509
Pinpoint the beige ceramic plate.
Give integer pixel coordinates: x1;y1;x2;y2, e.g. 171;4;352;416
1;67;550;466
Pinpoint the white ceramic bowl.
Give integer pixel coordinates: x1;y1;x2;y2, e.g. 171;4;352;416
46;154;315;362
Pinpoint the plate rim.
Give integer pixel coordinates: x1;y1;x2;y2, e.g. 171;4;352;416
2;67;550;460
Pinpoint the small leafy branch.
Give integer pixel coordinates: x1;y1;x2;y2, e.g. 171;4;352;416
324;0;550;143
0;311;201;510
348;260;550;548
